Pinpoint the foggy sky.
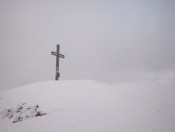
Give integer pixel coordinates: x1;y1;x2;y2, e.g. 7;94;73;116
0;0;175;90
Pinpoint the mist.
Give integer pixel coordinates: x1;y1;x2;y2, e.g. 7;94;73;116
0;0;175;90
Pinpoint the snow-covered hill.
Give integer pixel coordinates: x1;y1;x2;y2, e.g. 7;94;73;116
0;79;175;132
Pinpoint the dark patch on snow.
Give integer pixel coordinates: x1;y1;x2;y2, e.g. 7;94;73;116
0;103;46;123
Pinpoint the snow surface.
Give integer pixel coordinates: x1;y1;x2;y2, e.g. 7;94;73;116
0;79;175;132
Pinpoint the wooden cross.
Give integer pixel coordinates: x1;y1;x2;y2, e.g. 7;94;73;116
51;44;65;80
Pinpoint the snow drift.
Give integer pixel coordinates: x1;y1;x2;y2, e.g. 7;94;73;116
0;79;175;132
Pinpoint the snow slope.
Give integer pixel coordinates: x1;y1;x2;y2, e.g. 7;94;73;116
0;79;175;132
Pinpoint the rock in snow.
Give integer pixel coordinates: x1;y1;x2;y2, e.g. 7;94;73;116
0;79;175;132
1;103;46;123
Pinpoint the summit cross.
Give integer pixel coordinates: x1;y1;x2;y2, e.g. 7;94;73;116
51;44;65;80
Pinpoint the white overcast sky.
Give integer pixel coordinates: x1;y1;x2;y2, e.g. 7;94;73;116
0;0;175;90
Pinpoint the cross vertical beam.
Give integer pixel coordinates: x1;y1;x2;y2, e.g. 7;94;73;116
51;44;65;80
55;44;60;80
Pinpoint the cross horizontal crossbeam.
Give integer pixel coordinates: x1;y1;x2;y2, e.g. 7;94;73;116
51;51;65;58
